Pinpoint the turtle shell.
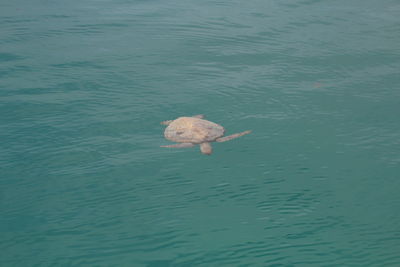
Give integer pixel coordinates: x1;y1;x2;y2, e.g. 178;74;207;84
164;117;225;144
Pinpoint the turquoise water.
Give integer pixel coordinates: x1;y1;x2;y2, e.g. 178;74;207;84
1;0;400;265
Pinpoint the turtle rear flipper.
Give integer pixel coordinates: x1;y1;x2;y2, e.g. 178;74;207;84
216;130;251;142
161;115;203;125
161;120;173;125
192;114;204;119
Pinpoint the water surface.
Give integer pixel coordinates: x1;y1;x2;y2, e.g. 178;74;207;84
1;0;400;266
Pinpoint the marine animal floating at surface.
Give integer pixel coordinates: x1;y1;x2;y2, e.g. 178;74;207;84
161;115;251;155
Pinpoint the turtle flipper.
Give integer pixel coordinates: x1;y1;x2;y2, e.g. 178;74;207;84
192;114;204;119
216;130;251;142
161;120;173;125
161;143;195;148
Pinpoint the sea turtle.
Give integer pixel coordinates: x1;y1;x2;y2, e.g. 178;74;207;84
160;115;251;155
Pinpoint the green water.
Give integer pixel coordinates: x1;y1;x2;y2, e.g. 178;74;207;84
1;0;400;266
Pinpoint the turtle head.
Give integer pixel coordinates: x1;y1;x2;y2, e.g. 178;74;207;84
200;142;212;155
